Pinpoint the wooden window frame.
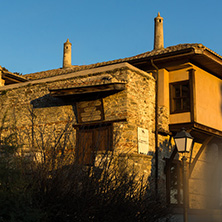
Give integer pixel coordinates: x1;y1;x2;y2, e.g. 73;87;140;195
170;80;191;114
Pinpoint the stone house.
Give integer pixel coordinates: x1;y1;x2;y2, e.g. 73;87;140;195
1;13;222;221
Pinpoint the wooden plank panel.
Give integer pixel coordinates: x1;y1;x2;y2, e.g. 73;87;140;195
76;129;93;165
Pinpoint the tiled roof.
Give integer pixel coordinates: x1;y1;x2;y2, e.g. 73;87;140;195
49;74;124;91
23;43;222;81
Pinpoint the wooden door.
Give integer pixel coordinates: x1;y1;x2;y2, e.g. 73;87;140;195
76;124;112;165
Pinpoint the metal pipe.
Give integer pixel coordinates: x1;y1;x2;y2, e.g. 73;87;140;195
151;59;159;197
182;155;188;222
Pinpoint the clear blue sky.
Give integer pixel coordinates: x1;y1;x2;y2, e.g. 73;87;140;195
0;0;222;74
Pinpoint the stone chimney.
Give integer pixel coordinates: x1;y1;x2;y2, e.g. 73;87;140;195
63;39;72;68
154;12;164;50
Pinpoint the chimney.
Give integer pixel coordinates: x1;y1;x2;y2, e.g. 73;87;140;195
154;12;164;50
63;39;72;68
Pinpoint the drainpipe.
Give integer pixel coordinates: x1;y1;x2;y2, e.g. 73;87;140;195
151;59;159;197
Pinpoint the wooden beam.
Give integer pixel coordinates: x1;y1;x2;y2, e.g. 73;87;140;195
3;73;27;82
194;122;222;137
49;83;125;97
73;118;127;128
189;136;214;177
189;68;196;123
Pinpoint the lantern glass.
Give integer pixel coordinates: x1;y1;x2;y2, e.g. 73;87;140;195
174;128;193;153
186;137;193;152
175;138;186;152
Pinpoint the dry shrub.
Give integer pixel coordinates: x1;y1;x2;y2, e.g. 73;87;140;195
0;112;170;221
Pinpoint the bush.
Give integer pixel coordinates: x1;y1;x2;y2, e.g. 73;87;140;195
27;151;169;222
0;145;43;222
0;113;170;221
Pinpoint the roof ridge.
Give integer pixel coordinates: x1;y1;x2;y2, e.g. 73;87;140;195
23;43;221;81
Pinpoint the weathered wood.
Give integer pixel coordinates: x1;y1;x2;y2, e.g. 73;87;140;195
193;123;222;137
189;68;196;123
73;118;127;128
49;83;125;97
76;123;113;165
170;122;222;139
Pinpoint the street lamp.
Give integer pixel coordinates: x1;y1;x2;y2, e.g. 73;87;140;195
174;128;193;153
174;128;193;222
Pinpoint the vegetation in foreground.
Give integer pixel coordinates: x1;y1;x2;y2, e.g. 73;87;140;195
0;113;170;222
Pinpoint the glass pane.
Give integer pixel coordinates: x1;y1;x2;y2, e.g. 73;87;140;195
171;82;190;113
186;138;193;152
174;99;181;111
182;84;189;97
174;85;181;97
183;98;190;110
175;138;185;152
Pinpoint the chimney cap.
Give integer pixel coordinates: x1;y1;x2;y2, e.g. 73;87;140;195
155;12;163;20
65;39;72;45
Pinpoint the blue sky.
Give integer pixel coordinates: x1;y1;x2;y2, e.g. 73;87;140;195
0;0;222;74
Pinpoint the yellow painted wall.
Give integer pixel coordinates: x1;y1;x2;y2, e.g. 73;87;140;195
158;69;169;109
169;68;189;83
170;112;191;124
194;66;222;131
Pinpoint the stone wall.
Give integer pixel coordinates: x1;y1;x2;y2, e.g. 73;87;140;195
0;62;156;181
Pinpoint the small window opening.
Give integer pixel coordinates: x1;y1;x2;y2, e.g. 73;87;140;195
170;81;190;114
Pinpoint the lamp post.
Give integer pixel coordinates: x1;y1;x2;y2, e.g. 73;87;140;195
174;128;193;222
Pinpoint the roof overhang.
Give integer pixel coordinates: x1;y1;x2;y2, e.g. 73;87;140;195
169;122;222;143
2;72;27;84
49;82;126;100
129;46;222;78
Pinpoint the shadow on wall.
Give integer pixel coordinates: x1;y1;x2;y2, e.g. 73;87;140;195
31;94;79;121
31;94;75;109
149;137;178;203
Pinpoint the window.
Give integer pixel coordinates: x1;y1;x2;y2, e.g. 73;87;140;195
76;123;112;165
170;81;190;114
166;159;184;205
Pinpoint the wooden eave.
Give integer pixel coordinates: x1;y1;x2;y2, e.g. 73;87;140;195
129;47;222;78
3;72;28;84
49;82;126;99
191;50;222;79
169;122;222;143
128;47;195;70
